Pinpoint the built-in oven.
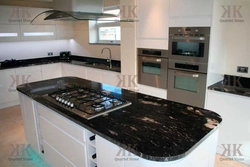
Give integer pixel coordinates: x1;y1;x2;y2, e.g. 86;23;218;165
169;27;210;63
167;60;207;108
138;48;168;89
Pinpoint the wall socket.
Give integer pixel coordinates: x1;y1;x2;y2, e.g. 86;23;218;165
237;66;248;73
47;52;53;56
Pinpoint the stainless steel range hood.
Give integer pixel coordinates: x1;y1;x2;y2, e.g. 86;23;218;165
31;0;118;24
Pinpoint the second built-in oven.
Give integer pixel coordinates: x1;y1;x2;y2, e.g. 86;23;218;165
138;48;168;89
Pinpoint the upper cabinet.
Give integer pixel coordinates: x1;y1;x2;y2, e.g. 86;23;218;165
0;5;74;42
169;0;214;27
136;0;169;50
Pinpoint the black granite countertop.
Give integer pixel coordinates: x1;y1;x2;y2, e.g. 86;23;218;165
208;75;250;98
17;77;222;162
0;56;121;72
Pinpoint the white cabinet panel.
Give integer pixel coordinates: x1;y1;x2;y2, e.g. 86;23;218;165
40;116;87;167
62;63;87;79
0;25;21;42
18;93;41;153
136;0;169;50
96;135;124;167
38;103;85;144
206;90;250;165
100;70;120;87
41;63;62;80
15;66;42;86
0;69;19;105
43;140;75;167
169;0;214;27
0;5;20;25
86;67;101;83
137;84;167;99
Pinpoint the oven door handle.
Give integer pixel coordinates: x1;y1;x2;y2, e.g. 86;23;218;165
171;36;205;41
175;71;199;78
142;57;162;63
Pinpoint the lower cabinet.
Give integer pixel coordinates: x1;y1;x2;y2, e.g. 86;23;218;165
206;90;250;165
61;63;87;79
0;69;19;109
41;63;62;80
37;103;87;167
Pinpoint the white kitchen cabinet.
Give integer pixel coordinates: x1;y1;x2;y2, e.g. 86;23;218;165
86;67;101;83
136;0;169;50
38;103;88;167
61;63;87;79
100;70;120;87
169;0;214;27
137;84;167;99
15;66;42;85
41;63;62;80
96;135;124;167
18;93;41;153
0;69;19;109
206;90;250;165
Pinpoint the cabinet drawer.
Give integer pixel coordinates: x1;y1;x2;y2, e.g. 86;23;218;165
40;117;87;167
38;104;85;143
43;140;75;167
15;66;41;74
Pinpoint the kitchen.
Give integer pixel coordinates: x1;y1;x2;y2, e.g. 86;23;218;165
0;0;249;167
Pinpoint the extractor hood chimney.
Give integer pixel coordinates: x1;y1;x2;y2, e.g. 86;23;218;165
31;0;118;24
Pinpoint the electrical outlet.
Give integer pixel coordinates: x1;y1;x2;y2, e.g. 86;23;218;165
237;66;248;73
47;52;53;56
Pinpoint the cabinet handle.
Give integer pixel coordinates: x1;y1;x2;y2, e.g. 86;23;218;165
89;135;96;141
92;153;97;159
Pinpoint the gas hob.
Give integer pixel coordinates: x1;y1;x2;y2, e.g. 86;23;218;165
42;86;131;120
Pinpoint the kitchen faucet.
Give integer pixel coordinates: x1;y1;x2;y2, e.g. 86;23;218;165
101;47;112;69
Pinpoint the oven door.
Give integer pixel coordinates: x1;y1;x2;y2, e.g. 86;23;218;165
169;36;209;63
138;56;168;89
167;69;207;108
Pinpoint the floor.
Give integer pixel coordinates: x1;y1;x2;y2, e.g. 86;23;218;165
0;105;249;167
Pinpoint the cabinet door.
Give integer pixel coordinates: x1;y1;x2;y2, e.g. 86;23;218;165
15;66;42;85
169;0;214;27
206;90;250;160
96;135;124;167
40;115;87;167
61;63;87;79
18;93;41;153
136;0;169;50
0;69;19;105
41;63;62;80
100;71;120;87
86;67;101;83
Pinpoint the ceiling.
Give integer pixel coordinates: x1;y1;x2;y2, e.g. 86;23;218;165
0;0;119;8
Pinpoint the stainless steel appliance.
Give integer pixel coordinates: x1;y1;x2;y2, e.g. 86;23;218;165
167;27;210;108
138;48;168;89
42;86;131;120
169;27;210;63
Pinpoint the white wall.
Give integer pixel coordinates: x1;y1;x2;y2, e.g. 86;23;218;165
70;21;121;60
0;40;70;61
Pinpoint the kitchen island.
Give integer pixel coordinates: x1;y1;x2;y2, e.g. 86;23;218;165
17;77;222;167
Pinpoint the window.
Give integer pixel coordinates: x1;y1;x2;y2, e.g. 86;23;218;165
96;7;120;44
